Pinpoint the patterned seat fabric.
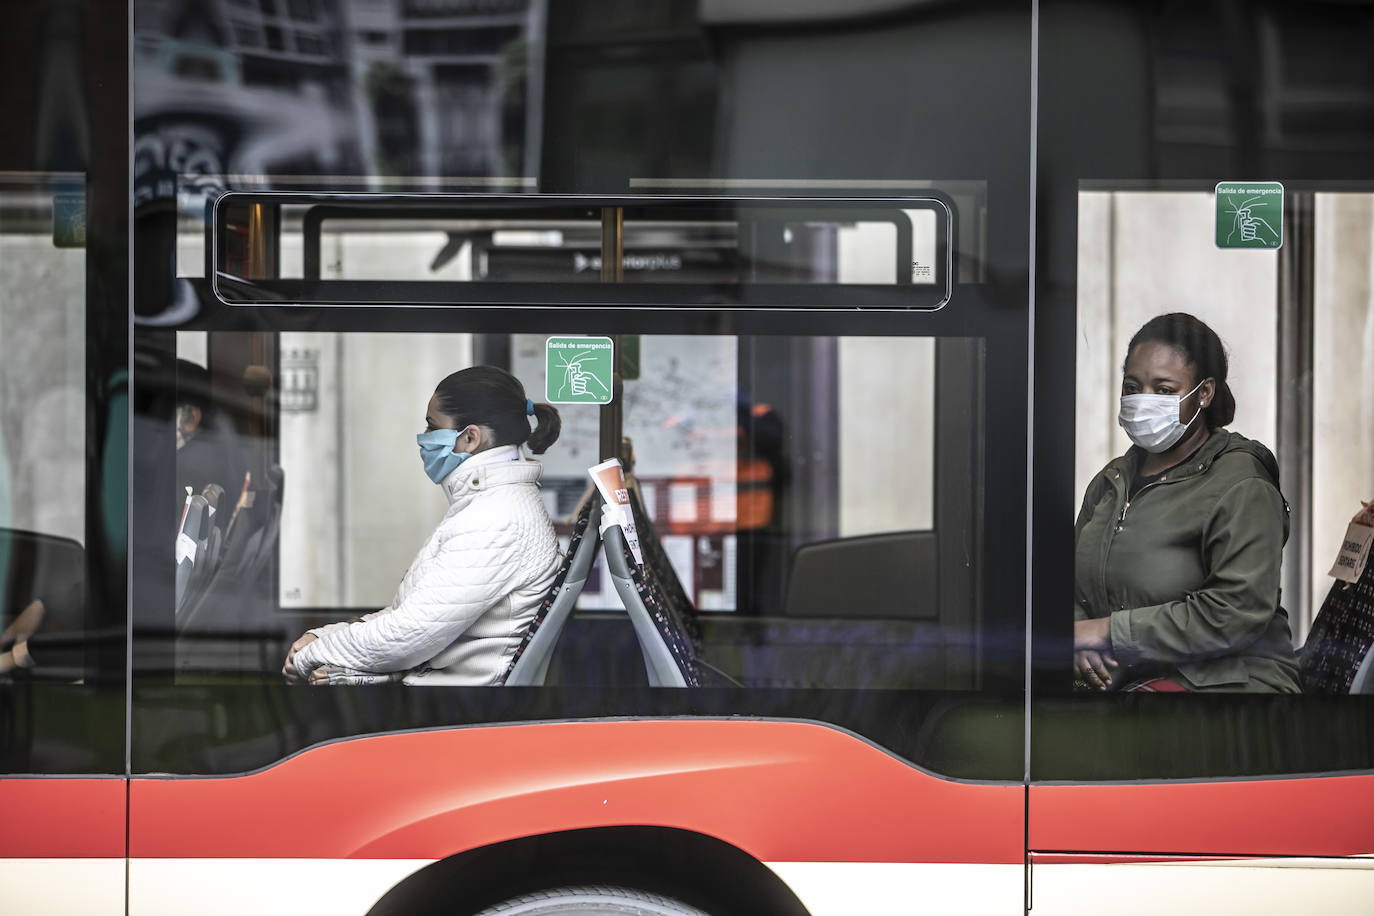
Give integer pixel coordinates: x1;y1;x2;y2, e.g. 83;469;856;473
1301;565;1374;693
616;534;702;687
626;487;701;648
496;498;594;686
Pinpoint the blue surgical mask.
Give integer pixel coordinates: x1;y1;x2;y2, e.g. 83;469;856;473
417;427;472;484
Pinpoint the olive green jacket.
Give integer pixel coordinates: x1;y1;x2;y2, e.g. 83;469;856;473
1074;429;1301;693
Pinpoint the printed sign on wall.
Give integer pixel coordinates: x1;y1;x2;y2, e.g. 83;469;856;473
1215;181;1284;249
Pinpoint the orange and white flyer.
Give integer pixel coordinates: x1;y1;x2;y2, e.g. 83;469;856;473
588;457;642;565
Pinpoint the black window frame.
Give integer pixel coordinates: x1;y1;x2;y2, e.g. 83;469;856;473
209;191;956;311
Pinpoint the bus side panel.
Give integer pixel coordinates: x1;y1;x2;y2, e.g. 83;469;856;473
1028;778;1374;914
1029;854;1374;915
1030;776;1374;856
0;778;126;916
129;720;1023;914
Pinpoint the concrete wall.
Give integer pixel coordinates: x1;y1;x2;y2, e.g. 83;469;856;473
278;331;473;608
0;230;86;545
1313;194;1374;629
838;337;934;535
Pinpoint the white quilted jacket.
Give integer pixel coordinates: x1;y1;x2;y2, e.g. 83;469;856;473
292;445;561;685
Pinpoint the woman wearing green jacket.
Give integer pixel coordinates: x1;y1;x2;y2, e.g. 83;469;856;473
1073;313;1301;693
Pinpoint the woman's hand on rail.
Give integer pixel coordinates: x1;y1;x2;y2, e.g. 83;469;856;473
281;632;318;682
1074;649;1118;690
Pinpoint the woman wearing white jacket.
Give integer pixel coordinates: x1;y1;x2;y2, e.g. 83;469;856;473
282;366;563;686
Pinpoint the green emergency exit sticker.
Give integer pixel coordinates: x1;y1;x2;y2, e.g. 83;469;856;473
52;193;86;248
1215;182;1283;249
546;336;614;404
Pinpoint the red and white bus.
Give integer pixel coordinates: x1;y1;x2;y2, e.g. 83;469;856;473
3;2;1373;914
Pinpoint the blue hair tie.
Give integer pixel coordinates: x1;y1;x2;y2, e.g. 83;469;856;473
525;399;535;416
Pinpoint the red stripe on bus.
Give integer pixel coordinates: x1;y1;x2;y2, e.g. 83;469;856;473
130;719;1023;863
0;778;125;858
1030;776;1374;857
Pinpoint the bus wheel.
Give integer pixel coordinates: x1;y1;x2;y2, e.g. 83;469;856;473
473;885;711;916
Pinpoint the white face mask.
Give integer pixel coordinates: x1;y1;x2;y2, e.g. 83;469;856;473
1118;380;1205;454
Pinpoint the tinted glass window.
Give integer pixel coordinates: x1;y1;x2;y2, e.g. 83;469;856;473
1033;0;1374;781
131;0;1032;780
1;175;125;774
134;320;1017;776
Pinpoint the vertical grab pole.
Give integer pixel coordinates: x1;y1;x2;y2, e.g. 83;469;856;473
600;206;624;463
247;203;269;280
1277;190;1315;639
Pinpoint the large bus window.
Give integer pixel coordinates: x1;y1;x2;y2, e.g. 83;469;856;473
1;179;88;549
1030;181;1374;782
2;175;124;774
1312;193;1374;635
1072;189;1295;695
136;315;1017;778
1;178;89;694
175;329;969;687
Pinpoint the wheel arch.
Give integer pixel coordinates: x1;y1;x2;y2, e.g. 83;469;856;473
365;825;813;916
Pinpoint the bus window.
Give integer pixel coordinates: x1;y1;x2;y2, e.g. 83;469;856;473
1;174;124;775
1030;181;1374;782
138;310;1017;779
172;327;974;694
1072;189;1294;695
1311;193;1374;641
1;178;90;688
1068;188;1374;702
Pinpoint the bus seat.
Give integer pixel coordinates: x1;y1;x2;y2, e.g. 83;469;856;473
178;470;280;633
177;501;261;632
2;528;82;616
501;496;602;686
1;528;85;672
1351;643;1374;694
180;524;221;615
602;518;701;687
179;484;227;620
215;500;257;573
175;494;210;611
783;531;938;619
236;465;283;582
623;479;701;646
1299;558;1374;694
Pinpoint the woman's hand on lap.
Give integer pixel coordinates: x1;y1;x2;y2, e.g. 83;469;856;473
1075;649;1118;690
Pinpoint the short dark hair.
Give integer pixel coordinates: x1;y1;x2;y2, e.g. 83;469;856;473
1125;312;1236;428
433;366;560;454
